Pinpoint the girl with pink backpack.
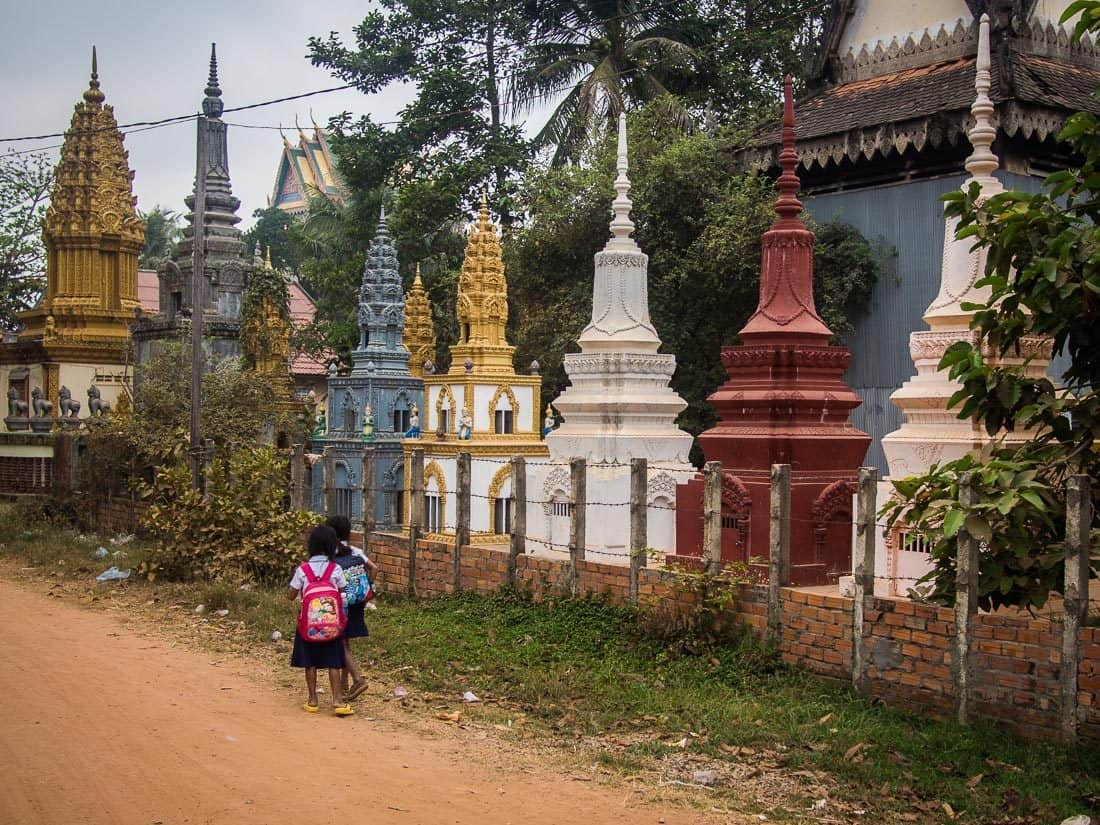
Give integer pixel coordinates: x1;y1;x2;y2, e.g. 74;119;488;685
287;525;353;716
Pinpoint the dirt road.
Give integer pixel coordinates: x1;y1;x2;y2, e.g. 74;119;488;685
0;580;721;825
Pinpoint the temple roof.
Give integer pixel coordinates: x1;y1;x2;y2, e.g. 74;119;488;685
403;264;436;379
740;13;1100;175
269;122;347;216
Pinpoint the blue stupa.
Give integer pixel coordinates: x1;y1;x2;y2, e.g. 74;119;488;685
312;209;425;527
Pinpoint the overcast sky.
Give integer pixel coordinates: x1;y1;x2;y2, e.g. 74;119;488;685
0;0;415;229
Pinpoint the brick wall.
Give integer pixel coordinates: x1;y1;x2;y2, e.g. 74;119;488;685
357;530;1100;742
80;495;149;536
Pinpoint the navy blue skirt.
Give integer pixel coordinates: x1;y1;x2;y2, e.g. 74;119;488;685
345;603;369;639
290;633;346;669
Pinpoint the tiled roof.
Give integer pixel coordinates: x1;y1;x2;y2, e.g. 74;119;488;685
137;269;159;314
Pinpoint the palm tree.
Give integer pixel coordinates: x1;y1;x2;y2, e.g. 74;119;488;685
508;0;697;165
138;205;182;268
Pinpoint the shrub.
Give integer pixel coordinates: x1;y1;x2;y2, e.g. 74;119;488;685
140;445;320;585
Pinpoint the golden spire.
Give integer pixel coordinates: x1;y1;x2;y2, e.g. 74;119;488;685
20;50;145;343
450;197;514;374
404;262;436;379
264;246;274;271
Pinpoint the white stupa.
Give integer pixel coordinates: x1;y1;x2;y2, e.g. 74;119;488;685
548;113;694;465
526;115;694;561
881;13;1052;479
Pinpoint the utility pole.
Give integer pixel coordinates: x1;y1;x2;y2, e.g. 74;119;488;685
189;114;208;490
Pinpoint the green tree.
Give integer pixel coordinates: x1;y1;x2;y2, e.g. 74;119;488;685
881;0;1100;611
242;206;302;275
0;150;53;330
138;205;182;268
508;0;697;164
308;0;534;224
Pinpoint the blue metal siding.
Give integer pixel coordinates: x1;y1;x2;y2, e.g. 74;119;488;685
804;171;1047;474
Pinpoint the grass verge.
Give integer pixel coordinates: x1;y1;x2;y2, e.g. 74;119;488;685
2;503;1097;824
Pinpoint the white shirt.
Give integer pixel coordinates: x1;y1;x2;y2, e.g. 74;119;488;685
289;556;347;591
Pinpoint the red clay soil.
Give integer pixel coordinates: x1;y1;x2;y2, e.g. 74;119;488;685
0;580;717;825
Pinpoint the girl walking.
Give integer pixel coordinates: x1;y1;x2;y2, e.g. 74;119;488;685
287;524;354;716
325;515;377;701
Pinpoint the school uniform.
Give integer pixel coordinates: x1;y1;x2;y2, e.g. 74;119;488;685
289;556;347;670
334;545;371;639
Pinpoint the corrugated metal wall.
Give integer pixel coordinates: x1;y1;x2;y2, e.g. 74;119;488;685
804;171;1047;473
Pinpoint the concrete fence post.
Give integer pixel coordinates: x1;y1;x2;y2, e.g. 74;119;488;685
852;466;878;692
361;446;376;535
953;472;979;726
509;456;527;586
455;451;471;592
767;463;792;642
408;448;425;597
290;443;305;511
1062;474;1092;743
202;438;215;501
629;457;648;603
702;461;723;576
322;446;336;515
568;457;587;595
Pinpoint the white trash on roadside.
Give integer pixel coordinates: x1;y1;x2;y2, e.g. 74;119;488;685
95;566;130;582
94;547;108;558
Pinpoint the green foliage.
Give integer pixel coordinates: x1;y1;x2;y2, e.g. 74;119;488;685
881;2;1100;610
79;344;310;497
139;447;319;585
137;205;182;268
884;452;1078;611
0;150;53;330
241;207;302;276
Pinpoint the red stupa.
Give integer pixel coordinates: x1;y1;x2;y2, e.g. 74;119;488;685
674;76;870;585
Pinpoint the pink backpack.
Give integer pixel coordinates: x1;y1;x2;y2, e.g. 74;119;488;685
297;562;346;643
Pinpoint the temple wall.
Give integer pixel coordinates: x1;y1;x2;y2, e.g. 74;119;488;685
803;171;1052;474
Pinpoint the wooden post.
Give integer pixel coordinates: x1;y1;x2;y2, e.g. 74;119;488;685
953;472;978;726
290;443;305;511
1062;475;1092;743
509;456;527;586
408;448;425;597
702;461;723;575
767;463;792;642
202;438;215;501
569;457;586;595
629;458;648;603
455;451;471;592
322;446;336;515
361;446;376;534
852;466;878;692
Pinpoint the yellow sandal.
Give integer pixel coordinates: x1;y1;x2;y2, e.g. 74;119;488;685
302;702;320;713
333;704;355;717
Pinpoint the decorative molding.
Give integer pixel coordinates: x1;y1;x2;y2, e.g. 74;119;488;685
487;462;512;502
647;471;677;504
488;384;519;425
434;384;456;431
424;459;448;530
811;479;857;526
542;467;571;515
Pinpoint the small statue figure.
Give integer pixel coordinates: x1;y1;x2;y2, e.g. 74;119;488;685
312;410;327;438
86;385;111;417
44;315;56;338
58;386;81;418
31;387;53;418
6;387;28;418
404;403;421;439
458;407;473;440
362;405;375;443
542;404;556;438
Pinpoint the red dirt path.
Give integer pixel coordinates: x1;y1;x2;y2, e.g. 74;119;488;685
0;579;719;825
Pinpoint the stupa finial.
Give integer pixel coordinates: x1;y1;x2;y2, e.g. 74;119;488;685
964;15;1002;195
264;246;273;271
203;43;223;118
605;112;638;252
253;243;263;267
413;261;423;286
84;46;105;104
774;75;802;222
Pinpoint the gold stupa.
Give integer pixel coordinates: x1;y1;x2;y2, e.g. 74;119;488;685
402;263;436;379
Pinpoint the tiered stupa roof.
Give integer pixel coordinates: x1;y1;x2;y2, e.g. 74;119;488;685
403;264;436;379
19;48;145;345
549;113;691;464
352;208;409;376
448;198;515;375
